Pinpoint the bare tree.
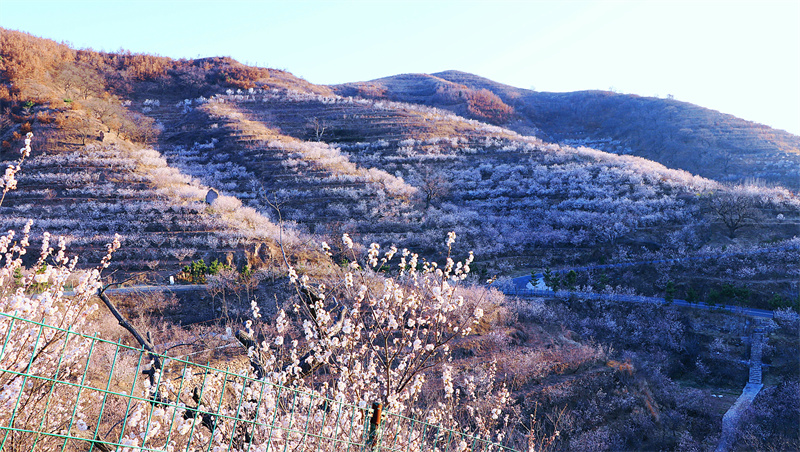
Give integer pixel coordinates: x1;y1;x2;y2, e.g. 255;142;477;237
119;110;158;144
709;189;760;238
414;165;450;210
306;116;327;141
58;110;95;145
56;62;105;100
84;97;123;133
715;148;738;178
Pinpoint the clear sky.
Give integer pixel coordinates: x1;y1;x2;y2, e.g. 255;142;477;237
1;0;798;134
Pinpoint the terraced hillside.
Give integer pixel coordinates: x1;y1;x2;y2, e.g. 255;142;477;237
0;29;317;278
2;28;797;305
1;130;290;276
1;29;799;451
338;71;800;190
142;86;800;306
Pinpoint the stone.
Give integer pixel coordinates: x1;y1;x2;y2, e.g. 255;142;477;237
205;188;219;205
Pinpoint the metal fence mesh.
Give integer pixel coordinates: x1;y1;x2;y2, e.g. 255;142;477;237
0;311;516;452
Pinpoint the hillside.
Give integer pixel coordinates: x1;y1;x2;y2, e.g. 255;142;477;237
0;30;330;277
2;28;798;306
151;85;798;310
1;29;798;451
336;71;800;190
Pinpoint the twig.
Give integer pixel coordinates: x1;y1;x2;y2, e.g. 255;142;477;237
182;387;217;432
98;286;226;435
235;302;346;386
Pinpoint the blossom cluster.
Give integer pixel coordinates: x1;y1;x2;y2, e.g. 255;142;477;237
107;232;511;450
233;232;511;446
0;135;131;450
0;132;32;205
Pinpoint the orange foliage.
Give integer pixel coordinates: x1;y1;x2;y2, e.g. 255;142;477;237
0;28;75;84
433;82;514;124
217;65;271;90
644;392;660;422
0;85;13;103
74;49;172;82
103;51;171;81
465;88;514;124
356;83;388;99
52;112;66;127
606;359;635;375
35;111;54;124
74;49;107;68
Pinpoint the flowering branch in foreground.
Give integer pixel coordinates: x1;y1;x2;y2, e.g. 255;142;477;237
0;132;32;207
243;231;512;444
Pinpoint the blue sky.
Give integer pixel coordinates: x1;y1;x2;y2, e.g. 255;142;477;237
1;0;798;134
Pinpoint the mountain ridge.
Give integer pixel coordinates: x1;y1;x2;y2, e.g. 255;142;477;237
336;70;800;190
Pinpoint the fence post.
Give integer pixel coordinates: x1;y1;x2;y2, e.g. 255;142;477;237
367;402;383;450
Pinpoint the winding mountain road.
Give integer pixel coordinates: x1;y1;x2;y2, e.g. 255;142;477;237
502;284;774;318
504;253;780;318
496;242;800;318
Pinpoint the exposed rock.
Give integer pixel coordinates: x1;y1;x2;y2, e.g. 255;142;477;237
205;188;219;204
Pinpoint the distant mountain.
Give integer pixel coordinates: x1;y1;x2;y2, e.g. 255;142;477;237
335;71;800;190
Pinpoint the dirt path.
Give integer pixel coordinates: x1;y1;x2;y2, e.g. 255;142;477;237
63;284;208;297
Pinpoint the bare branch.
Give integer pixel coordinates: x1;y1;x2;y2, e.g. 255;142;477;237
97;287;155;352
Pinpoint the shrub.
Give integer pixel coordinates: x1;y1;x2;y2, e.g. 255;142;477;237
706;284;750;306
0;137;123;449
235;232;513;441
665;280;676;303
178;258;233;284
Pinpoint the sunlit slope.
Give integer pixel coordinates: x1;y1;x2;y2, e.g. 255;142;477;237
2;29;797;286
0;134;288;273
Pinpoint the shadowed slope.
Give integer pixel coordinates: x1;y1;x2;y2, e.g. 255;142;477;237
336;70;800;189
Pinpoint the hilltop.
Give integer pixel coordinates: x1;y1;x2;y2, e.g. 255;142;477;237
337;70;800;190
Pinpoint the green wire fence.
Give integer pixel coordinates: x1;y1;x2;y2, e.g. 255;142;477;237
0;311;517;452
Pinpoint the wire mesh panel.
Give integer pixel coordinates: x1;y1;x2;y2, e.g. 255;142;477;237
0;312;515;452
